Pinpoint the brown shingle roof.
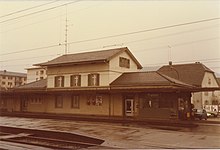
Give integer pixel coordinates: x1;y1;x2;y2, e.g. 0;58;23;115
0;70;26;77
217;78;220;85
15;79;46;89
157;62;214;87
110;71;194;88
35;47;142;69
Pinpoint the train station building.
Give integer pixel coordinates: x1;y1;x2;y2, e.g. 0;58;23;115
0;47;219;121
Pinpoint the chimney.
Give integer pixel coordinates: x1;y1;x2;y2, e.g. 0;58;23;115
169;61;172;66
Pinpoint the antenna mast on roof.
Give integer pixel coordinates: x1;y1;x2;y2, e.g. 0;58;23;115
168;45;172;64
64;4;68;54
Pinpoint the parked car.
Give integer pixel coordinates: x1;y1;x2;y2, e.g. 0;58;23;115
192;109;207;120
206;111;218;118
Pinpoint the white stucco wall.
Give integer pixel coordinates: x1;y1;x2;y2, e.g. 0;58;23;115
27;68;47;83
108;51;141;83
202;72;219;87
192;72;220;109
47;51;142;88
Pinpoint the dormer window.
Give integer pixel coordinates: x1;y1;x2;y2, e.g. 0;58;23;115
119;57;130;68
88;73;100;86
55;76;64;87
70;75;81;87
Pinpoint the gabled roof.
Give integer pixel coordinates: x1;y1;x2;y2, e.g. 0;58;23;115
217;78;220;85
158;62;215;87
26;66;46;70
35;47;142;69
0;70;26;77
110;71;195;89
15;79;46;89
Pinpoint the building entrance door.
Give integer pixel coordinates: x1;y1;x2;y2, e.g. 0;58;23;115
21;97;28;112
125;99;134;116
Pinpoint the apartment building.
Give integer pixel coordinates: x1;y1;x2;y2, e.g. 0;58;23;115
0;70;27;90
26;67;47;83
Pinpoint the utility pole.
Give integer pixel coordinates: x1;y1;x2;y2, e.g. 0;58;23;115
64;5;68;54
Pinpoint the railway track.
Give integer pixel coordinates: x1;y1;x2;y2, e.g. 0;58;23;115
0;126;104;149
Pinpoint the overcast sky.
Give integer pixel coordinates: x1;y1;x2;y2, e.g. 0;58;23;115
0;0;220;74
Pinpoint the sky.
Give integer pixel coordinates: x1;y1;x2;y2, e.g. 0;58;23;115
0;0;220;75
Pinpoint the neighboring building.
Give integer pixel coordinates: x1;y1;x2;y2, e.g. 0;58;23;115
26;67;47;83
0;70;27;90
1;48;219;121
158;62;220;110
216;78;220;112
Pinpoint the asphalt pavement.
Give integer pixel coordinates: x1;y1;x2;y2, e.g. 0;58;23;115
0;116;220;149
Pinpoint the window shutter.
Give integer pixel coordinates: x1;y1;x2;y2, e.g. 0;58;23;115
78;75;81;86
96;74;100;86
88;74;91;86
61;76;64;87
126;59;130;68
70;75;73;87
54;76;58;87
119;57;123;67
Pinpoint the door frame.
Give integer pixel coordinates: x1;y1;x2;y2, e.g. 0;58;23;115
20;96;28;112
125;99;134;117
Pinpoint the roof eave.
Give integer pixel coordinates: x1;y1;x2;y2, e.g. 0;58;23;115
35;59;107;67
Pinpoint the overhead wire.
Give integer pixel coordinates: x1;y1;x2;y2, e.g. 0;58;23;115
0;44;64;56
132;37;220;53
144;59;220;67
0;0;81;24
0;0;60;18
0;1;104;34
0;54;61;62
67;17;220;45
123;24;220;45
1;17;219;56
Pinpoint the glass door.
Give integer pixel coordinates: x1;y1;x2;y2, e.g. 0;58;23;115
125;99;134;116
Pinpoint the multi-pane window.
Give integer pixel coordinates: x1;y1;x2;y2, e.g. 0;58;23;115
55;95;63;108
119;57;130;68
71;95;80;108
70;75;81;87
40;70;44;75
30;97;42;104
88;73;100;86
54;76;64;87
8;76;13;80
140;94;159;108
8;82;12;87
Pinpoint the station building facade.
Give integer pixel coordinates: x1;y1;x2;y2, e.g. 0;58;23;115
1;47;218;120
